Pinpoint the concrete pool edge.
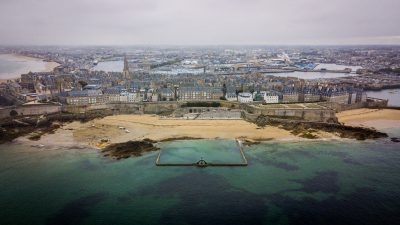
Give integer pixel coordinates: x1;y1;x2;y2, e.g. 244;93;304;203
155;139;248;167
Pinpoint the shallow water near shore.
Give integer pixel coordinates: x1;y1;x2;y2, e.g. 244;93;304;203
1;130;400;225
0;54;58;79
158;140;244;163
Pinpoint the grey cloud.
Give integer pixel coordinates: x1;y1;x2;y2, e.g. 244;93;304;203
0;0;399;45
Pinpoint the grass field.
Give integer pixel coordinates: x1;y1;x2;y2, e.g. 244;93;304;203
257;102;326;109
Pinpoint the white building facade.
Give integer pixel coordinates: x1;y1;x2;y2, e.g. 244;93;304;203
238;92;253;103
260;91;279;104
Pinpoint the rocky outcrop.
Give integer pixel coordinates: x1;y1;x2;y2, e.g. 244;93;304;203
246;114;387;140
101;140;160;160
269;120;388;140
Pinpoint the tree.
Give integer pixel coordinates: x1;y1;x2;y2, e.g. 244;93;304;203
78;80;88;88
222;83;227;96
249;86;255;94
9;110;18;117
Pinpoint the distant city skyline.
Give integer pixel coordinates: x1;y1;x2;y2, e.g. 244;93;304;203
0;0;399;46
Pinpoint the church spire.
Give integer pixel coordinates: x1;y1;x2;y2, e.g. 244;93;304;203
123;54;130;80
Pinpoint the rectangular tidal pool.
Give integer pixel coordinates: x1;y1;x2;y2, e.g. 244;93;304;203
156;139;244;164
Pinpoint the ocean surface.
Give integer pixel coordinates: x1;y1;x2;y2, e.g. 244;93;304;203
1;134;400;225
0;54;50;79
366;88;400;106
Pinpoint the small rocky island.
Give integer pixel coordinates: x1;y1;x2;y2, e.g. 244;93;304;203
101;139;160;160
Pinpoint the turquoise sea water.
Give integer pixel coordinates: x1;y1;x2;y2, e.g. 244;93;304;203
158;140;244;163
1;133;400;225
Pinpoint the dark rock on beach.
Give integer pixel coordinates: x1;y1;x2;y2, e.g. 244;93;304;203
269;120;388;140
390;137;400;143
0;117;62;143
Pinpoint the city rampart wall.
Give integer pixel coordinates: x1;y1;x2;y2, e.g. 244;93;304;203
0;104;61;119
241;104;337;123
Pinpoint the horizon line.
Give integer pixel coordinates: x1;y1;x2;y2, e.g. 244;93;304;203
1;44;400;48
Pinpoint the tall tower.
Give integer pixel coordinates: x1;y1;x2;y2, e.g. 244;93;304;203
123;55;130;80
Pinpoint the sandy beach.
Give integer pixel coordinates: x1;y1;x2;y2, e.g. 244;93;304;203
14;108;400;148
22;115;308;147
0;54;59;80
337;108;400;129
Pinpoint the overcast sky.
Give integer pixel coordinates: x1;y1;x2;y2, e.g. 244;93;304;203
0;0;399;45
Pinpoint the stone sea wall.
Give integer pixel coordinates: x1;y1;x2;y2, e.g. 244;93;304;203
319;102;366;113
62;102;179;115
0;103;61;119
241;104;337;123
5;100;391;123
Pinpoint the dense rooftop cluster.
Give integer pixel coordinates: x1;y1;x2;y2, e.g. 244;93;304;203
0;46;399;106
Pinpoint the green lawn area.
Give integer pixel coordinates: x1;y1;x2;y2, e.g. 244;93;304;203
257;102;325;109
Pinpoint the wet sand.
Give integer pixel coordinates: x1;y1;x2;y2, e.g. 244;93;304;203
337;108;400;129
